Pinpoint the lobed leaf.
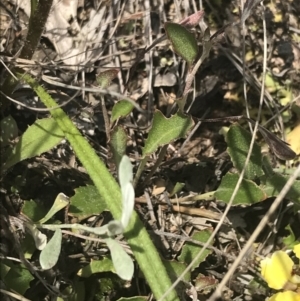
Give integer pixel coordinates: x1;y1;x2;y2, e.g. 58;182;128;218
163;260;191;282
214;173;266;205
69;185;107;221
142;111;193;158
178;229;213;270
22;200;48;222
261;173;300;204
2;263;34;295
226;124;264;179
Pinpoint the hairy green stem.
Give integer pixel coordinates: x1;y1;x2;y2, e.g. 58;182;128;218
21;74;179;301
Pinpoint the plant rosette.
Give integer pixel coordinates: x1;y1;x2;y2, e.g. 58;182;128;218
260;244;300;301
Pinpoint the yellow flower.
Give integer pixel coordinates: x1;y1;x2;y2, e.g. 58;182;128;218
294;244;300;259
261;251;293;289
268;291;300;301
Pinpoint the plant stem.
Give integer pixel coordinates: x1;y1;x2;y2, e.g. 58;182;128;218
22;74;179;301
21;0;53;60
1;0;53;111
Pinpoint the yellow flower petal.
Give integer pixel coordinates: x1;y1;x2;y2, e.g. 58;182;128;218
267;291;300;301
293;244;300;259
290;274;300;285
261;251;293;289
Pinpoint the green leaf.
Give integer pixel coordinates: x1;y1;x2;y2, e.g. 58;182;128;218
214;173;266;205
96;69;119;89
0;115;18;147
77;258;115;277
165;22;198;65
106;238;134;281
107;220;124;236
1;118;64;172
142;111;193;158
25;222;47;250
3;264;34;295
21;199;48;222
118;155;133;192
163;260;191;282
282;224;296;248
226;125;264;179
69;185;107;221
111;100;135;122
39;229;62;270
37;193;69;224
20;233;37;259
261;173;300;203
178;229;213;271
0;262;11;279
120;181;134;230
265;72;278;93
169;182;185;197
119;156;134;230
110;126;128;168
175;96;187;113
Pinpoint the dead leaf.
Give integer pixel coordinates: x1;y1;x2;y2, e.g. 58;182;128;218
152;178;166;196
12;0;107;70
154;73;177;87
